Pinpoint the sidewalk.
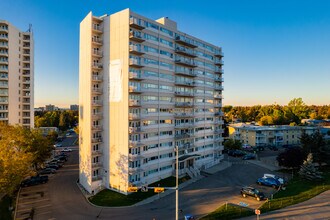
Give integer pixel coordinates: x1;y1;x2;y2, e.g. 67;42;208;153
203;160;232;175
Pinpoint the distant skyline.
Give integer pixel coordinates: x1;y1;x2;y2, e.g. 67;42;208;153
1;0;330;107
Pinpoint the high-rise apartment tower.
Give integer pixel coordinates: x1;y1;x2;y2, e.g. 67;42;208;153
0;20;34;128
79;9;224;194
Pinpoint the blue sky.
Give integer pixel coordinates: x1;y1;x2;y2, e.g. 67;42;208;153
1;0;330;107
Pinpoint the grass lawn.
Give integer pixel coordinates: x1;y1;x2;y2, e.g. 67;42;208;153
200;203;254;220
0;195;13;220
260;166;330;212
89;176;190;206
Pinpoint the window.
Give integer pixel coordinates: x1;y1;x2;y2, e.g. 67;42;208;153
160;27;173;36
160;38;173;47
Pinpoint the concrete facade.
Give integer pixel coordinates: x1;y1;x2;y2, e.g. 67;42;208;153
228;123;319;147
79;9;225;194
0;20;34;128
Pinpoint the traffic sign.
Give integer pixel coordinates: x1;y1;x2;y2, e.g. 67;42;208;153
141;185;148;192
255;209;261;215
127;187;138;192
154;187;164;193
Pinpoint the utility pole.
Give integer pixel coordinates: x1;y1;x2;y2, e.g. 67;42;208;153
176;146;179;220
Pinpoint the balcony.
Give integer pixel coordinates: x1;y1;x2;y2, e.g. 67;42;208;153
213;94;222;99
214;111;224;116
22;92;30;97
214;85;224;91
129;72;143;81
92;50;102;57
174;80;195;87
129;17;145;30
129;45;144;55
215;50;224;57
0;51;8;56
92;113;102;120
92;137;103;143
175;46;196;58
0;59;8;65
174;112;193;118
128;113;140;120
214;77;224;82
215;67;223;74
175;133;191;140
0;26;8;33
92;150;103;156
214;102;222;107
128;167;144;174
92;162;102;168
129;99;141;107
174;68;197;77
175;36;197;48
23;43;30;49
215;59;224;66
175;58;197;68
92;38;102;45
129;86;141;93
23;50;30;55
92;63;103;69
129;58;144;68
175;123;194;129
92;176;102;181
128;154;144;161
129;140;143;147
92;24;102;33
175;102;193;108
129;127;143;133
0;43;8;49
0;35;8;40
92;88;102;94
92;100;102;106
0;67;8;72
92;125;102;131
174;91;193;97
92;75;102;82
129;31;145;43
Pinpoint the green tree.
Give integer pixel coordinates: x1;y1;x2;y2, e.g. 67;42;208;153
258;116;274;125
299;153;323;180
224;139;242;150
300;131;327;166
277;147;305;169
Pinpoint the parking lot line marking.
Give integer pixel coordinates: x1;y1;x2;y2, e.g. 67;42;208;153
19;198;50;205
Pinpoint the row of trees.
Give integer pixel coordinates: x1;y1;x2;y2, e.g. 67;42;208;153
35;110;78;131
223;98;330;125
0;123;54;195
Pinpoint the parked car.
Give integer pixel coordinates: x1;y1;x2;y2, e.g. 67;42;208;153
46;164;60;170
240;186;265;201
38;168;56;175
242;144;252;149
228;150;246;157
242;154;256;160
54;155;67;162
61;148;72;152
21;175;48;187
54;143;63;148
253;146;265;152
257;177;281;188
263;174;285;185
268;145;279;151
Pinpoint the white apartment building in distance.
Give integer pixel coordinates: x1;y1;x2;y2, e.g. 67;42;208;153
0;20;34;128
79;9;224;194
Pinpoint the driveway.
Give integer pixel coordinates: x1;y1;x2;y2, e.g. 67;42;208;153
42;151;278;220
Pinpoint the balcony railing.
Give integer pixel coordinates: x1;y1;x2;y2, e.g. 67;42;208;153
174;68;197;77
175;102;193;107
129;72;143;80
129;86;141;93
174;91;193;97
129;31;145;42
175;36;197;48
92;63;103;69
175;58;197;68
174;112;193;118
174;80;195;87
129;58;144;68
175;133;191;140
92;125;102;131
175;46;196;58
129;17;145;30
215;50;224;57
92;50;103;57
92;88;102;94
129;99;141;107
215;59;224;66
92;75;103;81
92;100;102;106
129;44;144;55
213;94;222;99
92;25;102;32
214;85;224;91
92;137;102;143
128;113;140;120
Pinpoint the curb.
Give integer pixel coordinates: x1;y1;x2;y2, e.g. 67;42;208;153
13;187;22;220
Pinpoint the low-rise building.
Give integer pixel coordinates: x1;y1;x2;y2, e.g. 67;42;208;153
228;123;318;147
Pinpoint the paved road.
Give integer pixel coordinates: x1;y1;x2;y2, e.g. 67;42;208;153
241;190;330;220
44;150;278;220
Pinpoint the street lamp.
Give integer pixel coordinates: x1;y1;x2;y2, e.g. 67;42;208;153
175;146;179;220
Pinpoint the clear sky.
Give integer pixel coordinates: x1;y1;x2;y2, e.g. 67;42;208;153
1;0;330;107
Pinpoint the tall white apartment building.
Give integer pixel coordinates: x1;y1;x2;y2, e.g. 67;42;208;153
79;9;224;194
0;20;34;128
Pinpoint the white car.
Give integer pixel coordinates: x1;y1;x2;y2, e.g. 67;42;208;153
61;148;72;152
54;143;63;148
263;174;284;185
242;144;252;149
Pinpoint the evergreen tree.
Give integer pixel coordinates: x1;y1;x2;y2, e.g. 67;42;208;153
299;153;323;181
